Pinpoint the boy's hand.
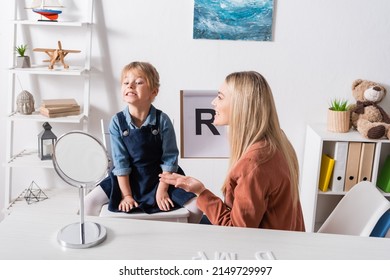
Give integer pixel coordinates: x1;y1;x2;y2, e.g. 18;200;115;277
119;195;138;212
156;184;174;211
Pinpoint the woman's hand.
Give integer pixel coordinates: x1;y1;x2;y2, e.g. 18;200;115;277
156;184;174;211
118;195;138;212
159;173;206;196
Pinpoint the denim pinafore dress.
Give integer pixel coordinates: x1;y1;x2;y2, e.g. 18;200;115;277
100;110;195;213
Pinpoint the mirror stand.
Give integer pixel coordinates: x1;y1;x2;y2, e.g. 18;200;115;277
57;186;107;249
53;131;110;249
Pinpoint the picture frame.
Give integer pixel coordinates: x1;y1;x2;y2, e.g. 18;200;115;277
180;90;229;158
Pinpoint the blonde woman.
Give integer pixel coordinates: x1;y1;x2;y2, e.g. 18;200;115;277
160;71;305;230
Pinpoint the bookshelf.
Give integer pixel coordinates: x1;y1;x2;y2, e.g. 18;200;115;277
4;0;95;208
300;123;390;232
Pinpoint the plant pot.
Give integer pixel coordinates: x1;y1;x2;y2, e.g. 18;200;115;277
16;56;31;68
327;109;351;133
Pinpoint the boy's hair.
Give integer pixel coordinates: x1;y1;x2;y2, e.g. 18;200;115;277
121;61;160;90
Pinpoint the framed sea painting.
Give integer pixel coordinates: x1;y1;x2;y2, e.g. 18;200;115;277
193;0;274;41
180;90;229;158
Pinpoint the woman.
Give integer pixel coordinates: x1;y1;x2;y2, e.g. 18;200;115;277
160;71;305;230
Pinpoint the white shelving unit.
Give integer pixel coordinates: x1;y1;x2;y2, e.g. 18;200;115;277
4;0;95;208
300;123;390;232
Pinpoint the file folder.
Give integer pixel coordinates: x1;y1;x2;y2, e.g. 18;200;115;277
357;143;375;182
329;141;349;192
318;154;335;192
377;155;390;193
344;142;362;191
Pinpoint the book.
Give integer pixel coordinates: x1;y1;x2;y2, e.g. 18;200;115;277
357;142;375;182
41;98;78;108
318;154;335;192
39;105;80;114
40;108;80;118
39;98;80;118
344;142;362;191
377;155;390;193
329;141;349;192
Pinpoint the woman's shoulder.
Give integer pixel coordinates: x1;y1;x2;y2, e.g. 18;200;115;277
244;140;272;159
237;140;281;169
232;143;284;181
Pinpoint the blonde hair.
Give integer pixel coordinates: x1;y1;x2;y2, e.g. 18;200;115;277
223;71;300;207
121;61;160;91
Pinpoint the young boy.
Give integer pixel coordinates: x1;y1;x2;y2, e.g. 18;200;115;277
85;61;202;223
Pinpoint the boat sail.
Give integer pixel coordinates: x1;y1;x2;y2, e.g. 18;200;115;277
30;0;64;21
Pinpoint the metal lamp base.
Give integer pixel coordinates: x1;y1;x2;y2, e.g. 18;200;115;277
57;221;107;249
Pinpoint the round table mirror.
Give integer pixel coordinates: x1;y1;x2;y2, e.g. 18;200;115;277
53;131;110;249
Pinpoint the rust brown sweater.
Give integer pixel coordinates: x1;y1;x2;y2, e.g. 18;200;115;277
197;140;305;231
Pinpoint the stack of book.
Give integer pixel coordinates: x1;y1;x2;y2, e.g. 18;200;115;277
39;98;81;118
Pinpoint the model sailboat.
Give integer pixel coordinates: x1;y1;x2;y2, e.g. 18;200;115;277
30;0;64;21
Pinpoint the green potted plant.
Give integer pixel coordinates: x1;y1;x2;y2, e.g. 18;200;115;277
15;44;31;68
327;98;351;133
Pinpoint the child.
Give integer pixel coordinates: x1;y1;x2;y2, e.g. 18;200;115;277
85;61;202;223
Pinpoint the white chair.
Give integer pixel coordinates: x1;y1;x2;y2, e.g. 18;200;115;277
370;210;390;238
98;119;189;223
317;181;390;236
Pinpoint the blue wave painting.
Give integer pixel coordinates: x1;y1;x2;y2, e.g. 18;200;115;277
193;0;273;41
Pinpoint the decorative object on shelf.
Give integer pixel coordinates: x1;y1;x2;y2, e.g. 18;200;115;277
16;90;35;115
53;131;109;248
15;44;31;68
350;79;390;139
39;98;80;118
24;181;48;204
33;41;80;70
38;122;57;160
327;98;351;133
29;0;64;22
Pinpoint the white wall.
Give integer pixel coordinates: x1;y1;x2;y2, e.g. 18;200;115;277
1;0;390;216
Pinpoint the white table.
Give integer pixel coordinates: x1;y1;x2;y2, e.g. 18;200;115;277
0;209;389;260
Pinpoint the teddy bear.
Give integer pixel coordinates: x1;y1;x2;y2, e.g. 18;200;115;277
350;79;390;139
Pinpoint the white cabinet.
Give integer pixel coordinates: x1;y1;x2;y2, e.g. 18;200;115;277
300;123;390;232
4;0;95;207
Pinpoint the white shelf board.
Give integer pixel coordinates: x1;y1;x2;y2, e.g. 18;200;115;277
318;187;390;197
6;149;54;168
10;65;88;76
12;20;89;27
308;123;390;143
8;111;86;123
